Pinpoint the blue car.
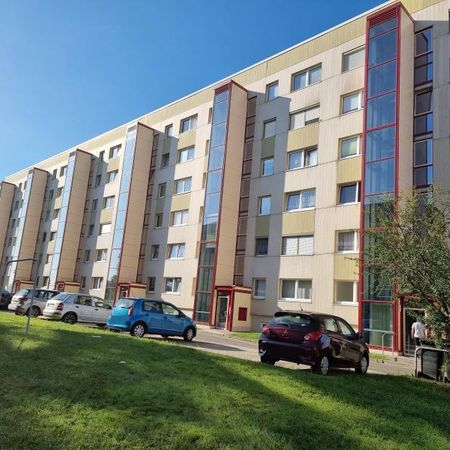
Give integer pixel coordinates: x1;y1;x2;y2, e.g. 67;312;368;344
107;298;197;341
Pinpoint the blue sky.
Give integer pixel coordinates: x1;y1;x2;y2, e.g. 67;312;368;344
0;0;381;179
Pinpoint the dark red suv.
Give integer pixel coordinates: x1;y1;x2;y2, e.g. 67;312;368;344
258;311;369;375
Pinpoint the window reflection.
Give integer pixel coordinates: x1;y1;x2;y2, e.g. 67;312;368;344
367;93;396;128
368;30;397;67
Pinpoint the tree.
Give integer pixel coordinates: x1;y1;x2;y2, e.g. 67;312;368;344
363;191;450;342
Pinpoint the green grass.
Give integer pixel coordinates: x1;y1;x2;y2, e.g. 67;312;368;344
0;312;449;450
229;331;261;342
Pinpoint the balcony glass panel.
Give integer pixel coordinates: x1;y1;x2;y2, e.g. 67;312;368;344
365;126;395;161
368;61;396;97
367;93;396;129
368;30;397;67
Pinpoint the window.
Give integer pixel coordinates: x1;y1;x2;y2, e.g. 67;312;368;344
414;139;433;187
415;28;432;56
342;91;363;114
172;210;189;226
14;200;19;210
147;277;156;293
255;237;268;256
335;281;357;304
261;157;274;176
81;277;86;289
281;279;312;301
340;136;361;159
178;146;195;163
266;81;278;101
106;170;118;183
291;65;321;91
337;231;359;253
52;209;60;220
253;279;266;299
263;118;276;139
165;124;173;137
164;277;181;293
56;187;63;198
287;147;318;170
96;249;107;261
99;151;105;161
49;190;54;200
103;196;115;209
338;183;359;204
109;145;121;159
180;115;197;133
50;232;56;241
174;177;192;194
342;47;365;72
286;189;316;211
158;183;166;198
168;243;185;259
91;277;103;290
258;196;271;216
282;235;314;256
208;107;213;124
52;169;57;177
84;250;90;262
155;213;163;228
99;223;112;234
92;199;98;211
45;254;52;264
151;245;159;260
161;153;170;168
415;90;432;115
415;28;432;86
290;105;320;130
95;174;102;187
60;165;67;177
88;224;95;236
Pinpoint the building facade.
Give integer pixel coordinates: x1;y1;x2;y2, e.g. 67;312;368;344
1;0;449;353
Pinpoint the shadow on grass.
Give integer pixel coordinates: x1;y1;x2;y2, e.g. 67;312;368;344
0;315;449;450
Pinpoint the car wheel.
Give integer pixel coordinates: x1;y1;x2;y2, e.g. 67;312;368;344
161;334;169;338
355;354;369;374
62;312;77;324
183;326;195;342
260;354;276;365
314;354;330;375
26;306;40;318
130;322;147;338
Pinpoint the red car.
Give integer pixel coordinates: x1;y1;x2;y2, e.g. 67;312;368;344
258;311;369;375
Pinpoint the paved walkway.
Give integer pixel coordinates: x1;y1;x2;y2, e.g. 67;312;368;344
172;326;416;377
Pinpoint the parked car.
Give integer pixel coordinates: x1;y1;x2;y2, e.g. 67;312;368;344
8;288;58;316
43;292;112;325
0;290;12;310
107;298;197;341
258;311;369;375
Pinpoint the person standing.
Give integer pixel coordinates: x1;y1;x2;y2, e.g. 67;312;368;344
411;319;425;348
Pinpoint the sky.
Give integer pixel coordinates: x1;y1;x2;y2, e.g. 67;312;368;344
0;0;382;180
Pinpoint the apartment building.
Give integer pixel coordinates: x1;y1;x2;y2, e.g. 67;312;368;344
1;0;449;354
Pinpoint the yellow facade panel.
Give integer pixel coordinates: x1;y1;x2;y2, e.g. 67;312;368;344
336;156;362;184
255;216;271;237
334;254;358;280
100;208;113;224
281;210;315;234
170;193;191;212
261;136;276;158
177;130;196;149
287;123;319;151
107;157;121;172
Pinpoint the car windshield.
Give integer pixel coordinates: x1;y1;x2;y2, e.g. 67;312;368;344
116;299;135;309
16;289;30;297
51;293;72;302
270;313;314;328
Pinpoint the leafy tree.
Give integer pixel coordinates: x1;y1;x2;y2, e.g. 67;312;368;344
363;191;450;343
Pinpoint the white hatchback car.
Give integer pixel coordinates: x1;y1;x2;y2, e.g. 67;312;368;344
43;292;112;325
8;288;58;317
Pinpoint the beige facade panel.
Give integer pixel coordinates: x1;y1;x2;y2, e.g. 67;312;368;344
0;183;15;257
107;157;121;172
281;210;315;235
100;208;114;224
398;8;414;198
177;130;196;149
261;136;276;158
15;169;48;282
255;216;271;237
119;124;153;282
231;291;252;332
170;193;191;212
57;150;91;283
334;254;358;280
287;123;319;151
215;83;247;286
336;156;362;184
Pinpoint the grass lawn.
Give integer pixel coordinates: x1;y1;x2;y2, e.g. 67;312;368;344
229;331;261;342
1;312;449;450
